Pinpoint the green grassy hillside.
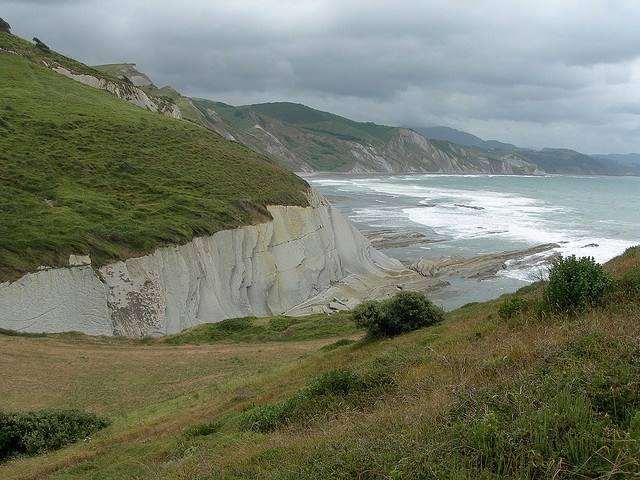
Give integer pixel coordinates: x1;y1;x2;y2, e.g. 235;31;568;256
0;248;638;479
192;99;365;171
247;102;396;145
189;99;544;174
0;34;308;282
92;63;206;126
518;148;615;175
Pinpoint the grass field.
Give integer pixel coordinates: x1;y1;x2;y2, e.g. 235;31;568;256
0;34;308;281
1;248;638;479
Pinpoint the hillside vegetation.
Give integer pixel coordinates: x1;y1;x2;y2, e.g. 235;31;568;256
0;35;308;281
190;99;543;174
1;247;638;479
90;63;633;176
413;126;640;176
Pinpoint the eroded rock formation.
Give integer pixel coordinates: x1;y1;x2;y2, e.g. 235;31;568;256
0;191;410;336
50;65;181;118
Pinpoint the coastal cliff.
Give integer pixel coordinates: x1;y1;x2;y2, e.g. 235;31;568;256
51;65;181;118
0;192;404;336
189;100;544;174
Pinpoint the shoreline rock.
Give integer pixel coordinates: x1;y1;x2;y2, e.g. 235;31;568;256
362;228;441;249
410;243;560;280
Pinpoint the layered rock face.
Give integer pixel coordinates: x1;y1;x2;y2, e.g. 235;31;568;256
0;191;403;336
50;65;181;119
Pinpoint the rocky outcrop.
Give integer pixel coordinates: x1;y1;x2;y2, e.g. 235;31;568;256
362;229;437;250
0;191;407;336
48;64;181;119
0;18;11;34
410;244;560;280
104;63;155;87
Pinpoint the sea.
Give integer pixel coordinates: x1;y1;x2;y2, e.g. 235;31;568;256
307;174;640;309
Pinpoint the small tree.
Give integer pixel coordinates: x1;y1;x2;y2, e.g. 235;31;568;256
543;255;613;313
352;291;444;338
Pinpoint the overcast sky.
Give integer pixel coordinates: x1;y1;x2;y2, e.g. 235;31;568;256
4;0;640;153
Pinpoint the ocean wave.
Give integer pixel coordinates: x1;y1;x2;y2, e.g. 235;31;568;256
314;175;639;284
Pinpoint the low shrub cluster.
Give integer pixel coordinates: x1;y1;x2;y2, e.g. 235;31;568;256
251;334;640;479
319;338;356;351
352;291;444;338
0;409;110;460
543;255;613;313
498;296;529;320
163;312;358;345
619;266;640;299
448;335;640;478
184;420;223;438
240;366;393;432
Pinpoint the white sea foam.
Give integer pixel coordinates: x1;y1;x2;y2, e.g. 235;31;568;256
312;176;639;284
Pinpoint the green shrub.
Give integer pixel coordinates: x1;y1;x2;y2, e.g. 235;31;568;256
267;316;295;332
319;338;355;351
619;267;640;299
184;420;223;438
240;367;394;432
216;317;251;332
352;291;444;338
0;409;110;460
307;368;362;396
445;336;640;478
498;296;529;320
240;392;309;433
631;411;640;440
350;301;384;336
543;255;613;313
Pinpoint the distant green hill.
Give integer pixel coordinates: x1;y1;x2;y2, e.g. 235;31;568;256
412;126;640;175
411;125;519;151
186;99;542;174
248;102;396;145
95;64;638;176
516;148;610;175
0;33;308;282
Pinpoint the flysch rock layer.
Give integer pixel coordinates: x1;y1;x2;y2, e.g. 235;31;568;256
0;190;417;337
50;65;182;119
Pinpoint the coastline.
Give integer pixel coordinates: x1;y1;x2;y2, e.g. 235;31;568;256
307;173;640;309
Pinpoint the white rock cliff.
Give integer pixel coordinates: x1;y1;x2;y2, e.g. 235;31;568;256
50;65;182;119
0;191;406;336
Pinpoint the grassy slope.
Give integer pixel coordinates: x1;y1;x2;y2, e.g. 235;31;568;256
0;33;116;80
192;99;361;171
246;102;397;145
0;248;638;479
191;100;408;171
518;148;620;175
0;37;308;281
192;101;541;174
91;64;204;125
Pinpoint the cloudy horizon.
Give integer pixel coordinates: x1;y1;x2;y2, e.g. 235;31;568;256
4;0;640;154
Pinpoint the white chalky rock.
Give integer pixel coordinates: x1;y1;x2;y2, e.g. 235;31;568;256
0;190;408;336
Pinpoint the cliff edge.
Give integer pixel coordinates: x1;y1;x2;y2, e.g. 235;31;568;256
0;191;409;336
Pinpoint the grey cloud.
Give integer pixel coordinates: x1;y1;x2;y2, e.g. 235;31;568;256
3;0;640;152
